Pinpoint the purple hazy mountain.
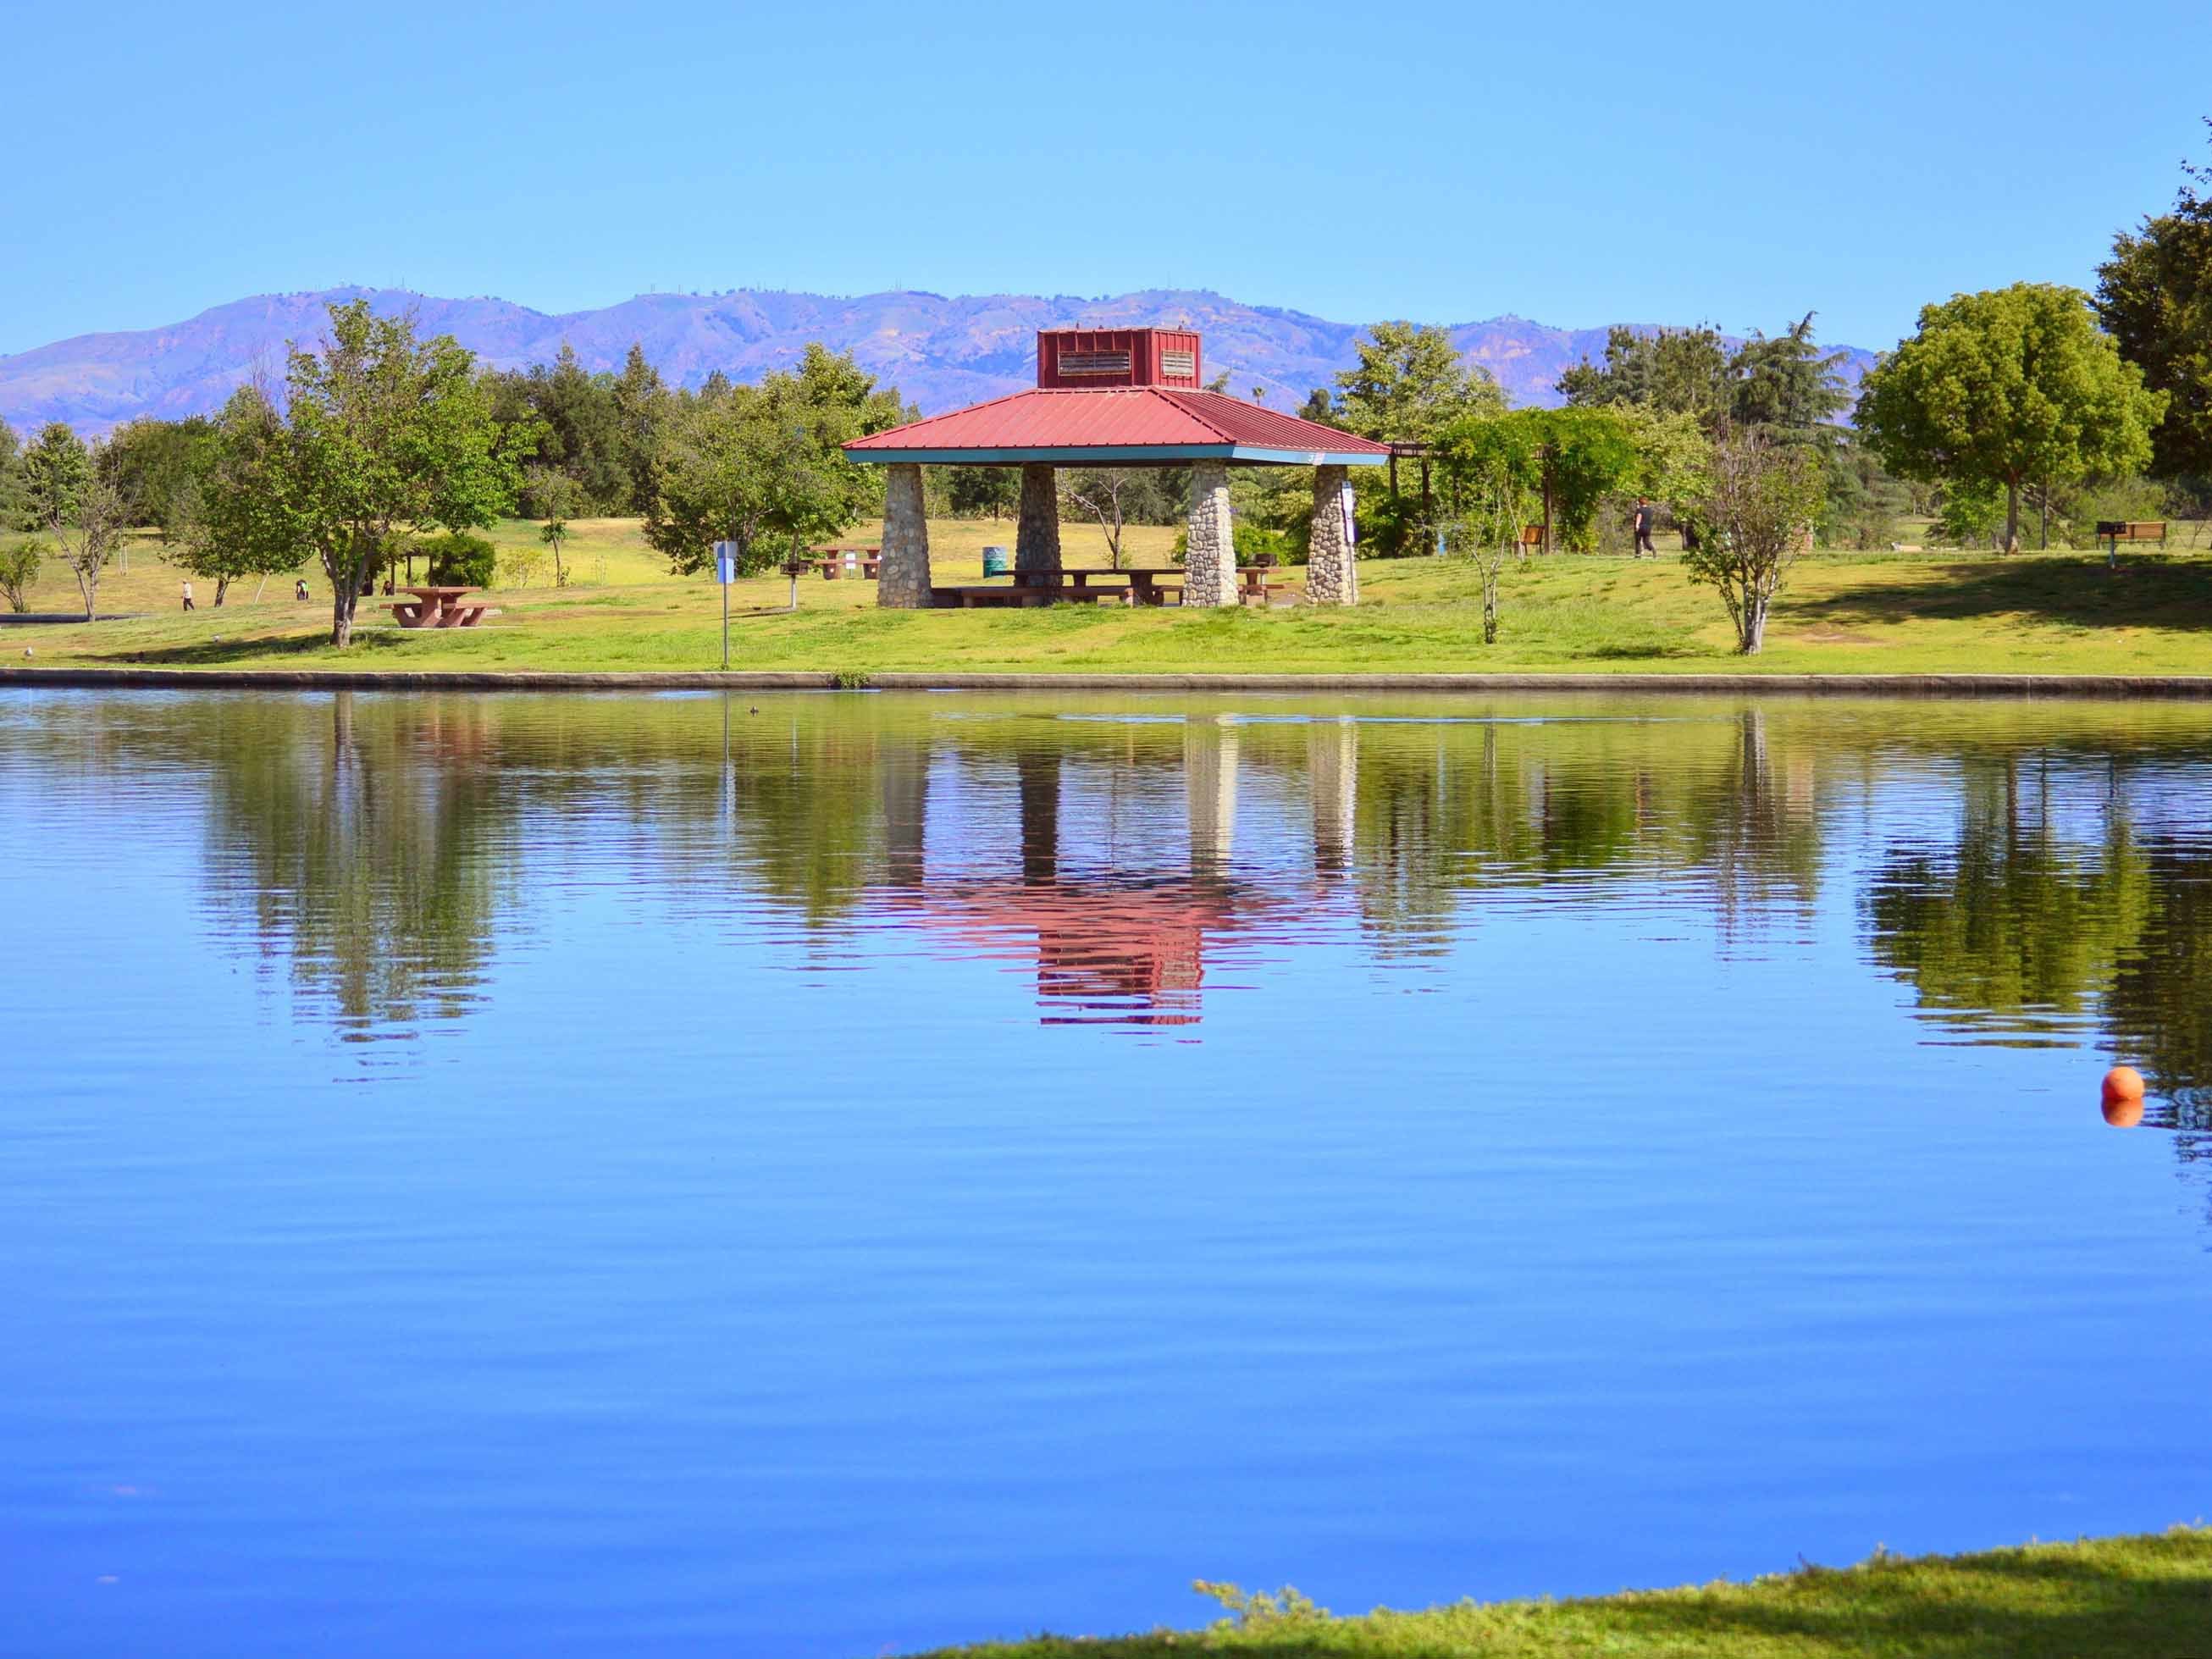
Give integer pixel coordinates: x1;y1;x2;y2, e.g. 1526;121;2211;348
0;286;1878;436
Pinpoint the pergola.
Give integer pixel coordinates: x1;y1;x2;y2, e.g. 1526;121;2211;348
843;329;1391;607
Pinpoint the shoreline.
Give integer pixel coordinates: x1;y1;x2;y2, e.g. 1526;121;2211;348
900;1529;2212;1656
9;666;2212;697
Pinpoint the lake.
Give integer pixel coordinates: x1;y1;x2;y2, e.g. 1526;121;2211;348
2;688;2209;1658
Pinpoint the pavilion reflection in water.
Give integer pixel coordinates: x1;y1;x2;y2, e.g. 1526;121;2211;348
871;717;1361;1027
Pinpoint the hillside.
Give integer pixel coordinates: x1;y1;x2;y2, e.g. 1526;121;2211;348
0;286;1878;435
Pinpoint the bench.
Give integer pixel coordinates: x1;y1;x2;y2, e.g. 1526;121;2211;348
931;585;1057;608
2097;521;2167;561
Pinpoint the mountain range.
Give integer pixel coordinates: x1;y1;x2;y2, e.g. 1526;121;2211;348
0;286;1880;437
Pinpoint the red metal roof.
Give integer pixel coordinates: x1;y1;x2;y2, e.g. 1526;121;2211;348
845;387;1391;465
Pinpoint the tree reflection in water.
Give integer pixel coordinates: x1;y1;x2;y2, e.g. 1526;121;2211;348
21;688;2206;1208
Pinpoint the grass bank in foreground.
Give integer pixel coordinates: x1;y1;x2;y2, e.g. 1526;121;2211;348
6;518;2212;679
916;1529;2212;1657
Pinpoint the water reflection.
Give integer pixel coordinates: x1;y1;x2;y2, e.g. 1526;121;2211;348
7;691;2210;1091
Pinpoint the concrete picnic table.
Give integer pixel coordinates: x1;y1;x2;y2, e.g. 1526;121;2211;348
388;586;500;628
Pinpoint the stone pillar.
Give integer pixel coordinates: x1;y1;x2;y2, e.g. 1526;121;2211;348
1015;463;1060;575
1183;461;1235;606
877;464;933;608
1306;463;1357;606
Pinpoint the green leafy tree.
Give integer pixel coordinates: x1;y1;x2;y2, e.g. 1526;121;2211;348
0;422;30;539
100;415;219;531
1730;314;1851;437
1856;283;2165;553
945;465;1019;519
527;467;581;586
264;301;520;646
418;532;498;587
611;342;670;514
24;422;130;619
643;346;901;575
1559;324;1734;428
169;388;311;604
1430;407;1640;554
1298;387;1336;425
1681;434;1826;654
2096;120;2212;480
1334;321;1503;443
0;539;41;611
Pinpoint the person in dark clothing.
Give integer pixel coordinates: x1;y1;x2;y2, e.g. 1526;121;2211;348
1632;497;1658;557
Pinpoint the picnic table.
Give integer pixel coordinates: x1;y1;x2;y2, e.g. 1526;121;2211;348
387;586;500;629
1011;567;1187;606
809;545;882;579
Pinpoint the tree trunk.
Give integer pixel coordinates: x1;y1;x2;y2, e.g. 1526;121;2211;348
1742;594;1768;655
2004;478;2021;555
331;586;357;647
214;577;229;606
1540;452;1557;556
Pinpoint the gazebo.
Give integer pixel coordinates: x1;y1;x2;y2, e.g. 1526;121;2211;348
843;329;1391;607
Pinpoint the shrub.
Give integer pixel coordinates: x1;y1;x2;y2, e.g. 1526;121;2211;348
0;539;42;612
416;532;497;587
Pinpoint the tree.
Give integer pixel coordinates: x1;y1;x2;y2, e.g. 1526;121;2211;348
1856;284;2165;554
101;416;219;532
643;346;899;575
262;301;519;646
24;423;130;619
1298;388;1336;425
945;465;1020;519
1061;471;1137;567
1334;321;1504;442
529;467;581;586
0;539;40;611
1730;314;1850;439
611;343;671;513
1680;434;1826;655
1430;407;1639;554
1435;461;1535;645
2096;119;2212;480
169;388;309;605
1559;324;1733;428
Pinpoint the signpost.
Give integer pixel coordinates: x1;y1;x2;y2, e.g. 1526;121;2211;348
712;540;738;669
1340;482;1357;547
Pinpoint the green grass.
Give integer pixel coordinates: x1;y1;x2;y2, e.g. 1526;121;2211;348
9;517;2212;677
912;1529;2212;1657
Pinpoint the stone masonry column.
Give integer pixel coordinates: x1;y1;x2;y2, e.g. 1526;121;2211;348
1015;463;1061;576
1305;463;1357;605
1183;461;1236;606
877;464;933;608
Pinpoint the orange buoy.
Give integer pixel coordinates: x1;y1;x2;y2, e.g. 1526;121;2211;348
2103;1095;2145;1128
2102;1065;2146;1103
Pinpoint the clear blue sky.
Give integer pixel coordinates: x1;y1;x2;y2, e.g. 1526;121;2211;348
3;0;2204;356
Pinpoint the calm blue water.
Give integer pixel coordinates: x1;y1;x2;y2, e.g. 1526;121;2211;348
2;689;2209;1658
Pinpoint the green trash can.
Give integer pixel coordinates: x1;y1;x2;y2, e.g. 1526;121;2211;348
982;545;1010;578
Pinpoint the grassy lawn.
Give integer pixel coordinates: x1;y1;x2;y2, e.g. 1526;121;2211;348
913;1530;2212;1657
6;517;2212;677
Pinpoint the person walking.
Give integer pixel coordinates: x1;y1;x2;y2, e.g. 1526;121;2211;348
295;578;311;601
1632;497;1658;558
180;578;195;612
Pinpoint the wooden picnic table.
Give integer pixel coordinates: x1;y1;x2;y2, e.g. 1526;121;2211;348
809;545;882;579
1012;567;1186;605
388;585;500;629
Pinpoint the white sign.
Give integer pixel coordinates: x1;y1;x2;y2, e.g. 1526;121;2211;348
1339;484;1357;547
712;540;738;585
